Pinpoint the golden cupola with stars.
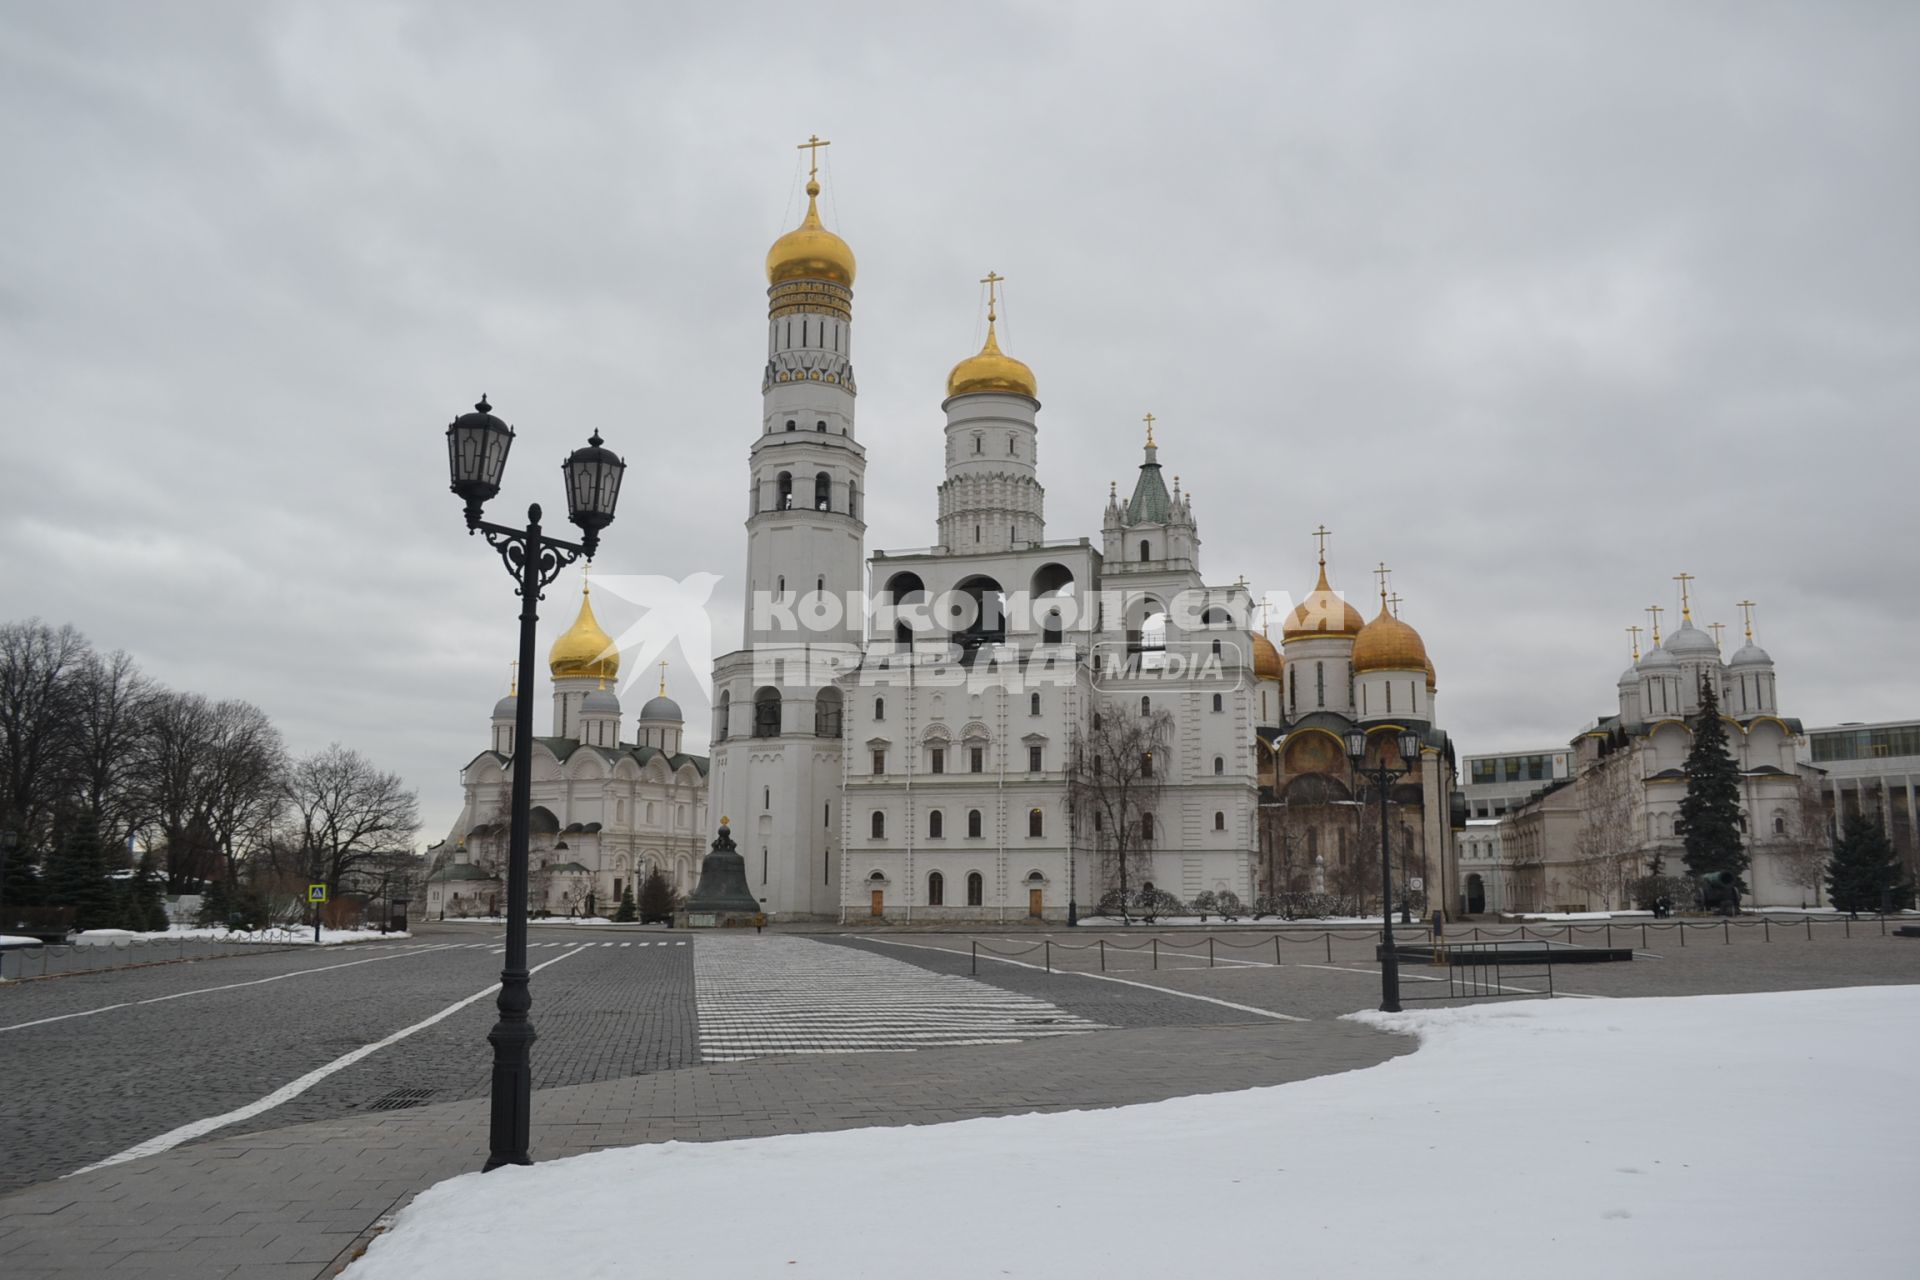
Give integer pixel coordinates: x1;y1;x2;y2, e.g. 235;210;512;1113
948;271;1037;400
766;136;856;289
548;580;619;683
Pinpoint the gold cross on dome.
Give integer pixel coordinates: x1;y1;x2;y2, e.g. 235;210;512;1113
1646;604;1664;645
797;134;831;180
1736;598;1757;641
1388;592;1404;619
1312;524;1332;563
658;659;669;696
1373;561;1391;605
1673;571;1695;619
1142;412;1156;446
509;659;518;697
1709;622;1726;647
979;270;1003;324
1627;624;1643;661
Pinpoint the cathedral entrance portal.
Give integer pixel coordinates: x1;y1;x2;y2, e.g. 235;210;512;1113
870;889;884;917
1028;888;1043;917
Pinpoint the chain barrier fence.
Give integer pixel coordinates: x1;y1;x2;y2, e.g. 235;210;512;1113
962;914;1905;976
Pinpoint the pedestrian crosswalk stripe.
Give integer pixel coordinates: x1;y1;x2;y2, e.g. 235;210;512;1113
694;936;1102;1063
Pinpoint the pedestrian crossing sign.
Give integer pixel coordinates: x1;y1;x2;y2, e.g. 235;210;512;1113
307;884;328;903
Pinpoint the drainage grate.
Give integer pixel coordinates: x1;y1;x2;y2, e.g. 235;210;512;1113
366;1087;438;1112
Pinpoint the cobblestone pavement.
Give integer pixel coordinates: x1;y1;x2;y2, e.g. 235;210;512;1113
693;935;1104;1060
0;926;698;1193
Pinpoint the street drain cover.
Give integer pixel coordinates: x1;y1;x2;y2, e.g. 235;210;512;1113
367;1087;438;1111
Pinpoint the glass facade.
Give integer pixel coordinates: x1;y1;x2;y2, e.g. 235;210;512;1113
1810;724;1920;763
1467;753;1565;785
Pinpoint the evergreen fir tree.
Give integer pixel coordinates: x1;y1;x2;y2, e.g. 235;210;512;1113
613;884;637;922
1826;813;1915;914
45;814;118;932
198;878;233;927
2;841;42;909
638;869;675;923
1677;676;1749;889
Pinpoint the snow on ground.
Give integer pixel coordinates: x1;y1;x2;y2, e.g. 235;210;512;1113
437;916;618;926
69;927;407;945
346;985;1919;1279
0;934;43;947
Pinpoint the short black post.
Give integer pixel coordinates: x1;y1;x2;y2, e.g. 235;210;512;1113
971;940;977;975
1152;937;1158;969
1099;938;1106;971
1680;922;1686;946
1045;939;1051;973
1763;918;1770;943
1325;932;1332;963
1209;937;1215;968
1274;935;1282;966
1723;920;1730;945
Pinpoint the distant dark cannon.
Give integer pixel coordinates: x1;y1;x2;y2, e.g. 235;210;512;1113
1695;871;1742;917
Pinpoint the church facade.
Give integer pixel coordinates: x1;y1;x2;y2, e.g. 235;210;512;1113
424;587;711;918
706;149;1459;922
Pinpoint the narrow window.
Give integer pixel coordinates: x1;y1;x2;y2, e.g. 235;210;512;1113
762;847;768;884
777;575;785;595
1140;540;1150;562
1214;811;1225;831
815;471;832;511
875;696;885;721
974;434;983;454
825;803;831;828
872;749;886;774
816;420;826;432
1094;812;1103;833
848;482;858;519
871;811;885;839
1141;752;1154;778
1212;693;1223;713
966;871;983;906
970;747;984;773
1028;808;1044;838
1315;661;1325;709
975;524;981;544
1030;692;1041;716
1140;695;1151;716
929;810;944;839
1028;745;1042;771
1141;813;1154;842
763;786;770;810
1386;682;1393;713
931;746;945;774
1213;755;1224;775
1008;434;1016;455
929;871;944;905
1211;639;1221;656
967;809;983;838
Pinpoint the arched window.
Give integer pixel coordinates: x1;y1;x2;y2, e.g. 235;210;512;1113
1141;752;1154;778
715;689;730;742
848;481;858;520
815;471;832;511
1214;755;1225;775
815;420;827;432
777;471;793;508
929;810;944;839
1772;813;1786;835
966;871;984;906
874;696;885;722
1030;692;1041;716
967;809;983;839
1139;539;1150;562
1212;693;1223;713
1141;813;1154;842
1211;639;1221;656
928;871;944;906
814;687;843;738
784;419;796;431
753;687;781;738
1140;695;1151;716
1214;811;1225;831
870;811;886;839
1028;808;1044;838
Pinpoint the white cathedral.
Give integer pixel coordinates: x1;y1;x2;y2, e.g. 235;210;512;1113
706;149;1459;922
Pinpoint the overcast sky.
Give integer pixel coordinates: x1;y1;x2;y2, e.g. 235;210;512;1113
4;1;1916;846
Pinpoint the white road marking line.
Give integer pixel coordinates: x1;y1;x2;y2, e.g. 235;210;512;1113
619;942;632;948
1294;962;1444;983
0;944;469;1033
860;937;1310;1022
67;944;596;1176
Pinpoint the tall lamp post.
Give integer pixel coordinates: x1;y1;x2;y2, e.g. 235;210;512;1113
1345;726;1424;1014
444;396;625;1171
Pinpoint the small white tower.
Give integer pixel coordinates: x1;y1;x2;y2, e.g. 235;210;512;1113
939;271;1045;553
638;660;685;754
1726;599;1778;717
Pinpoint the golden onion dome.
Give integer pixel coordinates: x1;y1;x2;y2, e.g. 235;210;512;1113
1251;630;1283;681
947;319;1037;400
548;584;619;682
766;178;856;288
1352;601;1431;673
1425;654;1436;691
1282;563;1366;641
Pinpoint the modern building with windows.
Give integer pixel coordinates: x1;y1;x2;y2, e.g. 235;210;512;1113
1461;749;1573;819
1806;720;1920;862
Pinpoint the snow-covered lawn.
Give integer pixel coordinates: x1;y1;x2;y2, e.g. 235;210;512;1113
70;927;406;945
346;985;1918;1279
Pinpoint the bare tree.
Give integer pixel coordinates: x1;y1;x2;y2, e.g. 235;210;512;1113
133;690;222;889
0;620;89;849
1067;700;1171;915
201;700;287;889
283;745;420;896
70;648;154;841
1774;781;1832;907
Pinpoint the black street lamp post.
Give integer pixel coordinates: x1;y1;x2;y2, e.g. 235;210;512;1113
445;396;625;1171
1346;727;1425;1014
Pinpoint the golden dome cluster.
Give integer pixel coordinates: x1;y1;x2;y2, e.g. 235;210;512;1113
1352;602;1430;673
548;584;619;683
766;177;857;288
1251;630;1284;680
1283;563;1367;640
